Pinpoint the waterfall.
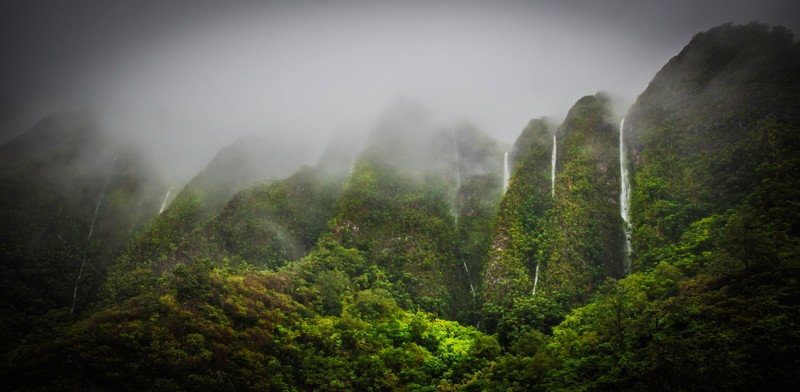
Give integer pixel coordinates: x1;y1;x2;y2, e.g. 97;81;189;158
159;186;176;214
451;131;461;224
462;260;476;295
348;151;357;176
451;132;462;191
71;154;117;314
619;118;632;274
503;151;510;192
551;134;557;197
532;263;540;295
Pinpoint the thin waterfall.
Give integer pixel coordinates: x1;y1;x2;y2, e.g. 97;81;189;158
551;134;557;197
348;151;357;176
619;118;632;274
532;263;540;295
451;131;461;224
159;186;176;214
462;260;476;295
71;154;117;314
451;132;462;191
503;151;510;192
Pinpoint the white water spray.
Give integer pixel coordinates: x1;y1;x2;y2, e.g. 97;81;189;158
551;134;557;197
503;151;510;192
159;186;176;214
532;263;540;295
619;118;632;274
71;155;117;314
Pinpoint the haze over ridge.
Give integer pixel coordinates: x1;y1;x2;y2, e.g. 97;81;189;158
1;0;798;181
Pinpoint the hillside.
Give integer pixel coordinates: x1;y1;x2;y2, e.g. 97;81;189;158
0;112;167;351
2;22;799;391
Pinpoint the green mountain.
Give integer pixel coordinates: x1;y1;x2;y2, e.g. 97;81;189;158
138;134;308;252
321;100;504;318
627;22;800;272
451;121;505;317
484;93;624;308
0;112;167;351
2;22;800;391
104;133;354;303
516;23;800;391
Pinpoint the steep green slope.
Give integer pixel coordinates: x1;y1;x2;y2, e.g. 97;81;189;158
323;101;504;318
484;94;624;311
175;166;344;271
106;170;347;304
0;112;167;352
483;118;554;305
546;94;625;298
484;23;800;391
626;22;800;271
124;134;307;260
451;122;505;320
325;158;458;315
322;101;459;314
5;21;799;392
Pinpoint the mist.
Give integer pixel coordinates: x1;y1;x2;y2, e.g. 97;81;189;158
2;0;798;182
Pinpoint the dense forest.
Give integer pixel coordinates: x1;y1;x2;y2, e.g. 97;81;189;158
1;23;799;391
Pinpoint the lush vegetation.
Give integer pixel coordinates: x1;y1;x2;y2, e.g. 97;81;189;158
483;118;555;305
0;113;167;352
483;94;624;318
6;257;504;391
483;22;800;390
2;23;800;391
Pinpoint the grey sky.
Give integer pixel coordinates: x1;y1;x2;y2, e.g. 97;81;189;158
1;0;798;180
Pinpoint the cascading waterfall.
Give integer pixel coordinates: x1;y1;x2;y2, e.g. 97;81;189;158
503;151;510;192
619;118;632;274
551;134;557;197
159;186;176;214
532;263;540;295
71;154;117;314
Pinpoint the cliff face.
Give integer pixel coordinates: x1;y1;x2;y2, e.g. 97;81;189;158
545;94;624;299
625;22;800;271
0;112;167;349
5;22;800;392
323;101;504;318
483;118;554;305
483;94;624;308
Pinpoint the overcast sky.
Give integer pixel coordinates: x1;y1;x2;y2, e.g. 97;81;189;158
1;0;798;180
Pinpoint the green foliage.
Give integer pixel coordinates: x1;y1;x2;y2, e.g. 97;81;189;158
180;166;343;270
0;114;168;354
534;266;800;391
4;260;502;391
482;295;566;348
450;123;505;323
483;23;800;391
104;166;344;306
324;158;459;316
4;23;800;392
484;119;553;305
485;95;625;310
628;22;800;272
